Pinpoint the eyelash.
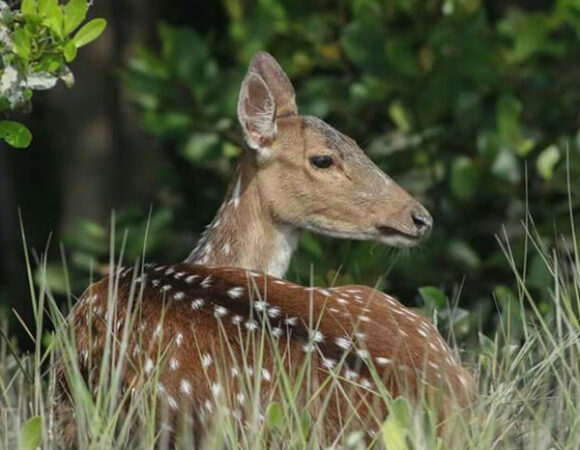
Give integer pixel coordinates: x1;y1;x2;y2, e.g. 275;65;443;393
309;155;334;169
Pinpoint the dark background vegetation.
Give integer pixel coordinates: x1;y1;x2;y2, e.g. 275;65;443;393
1;0;579;345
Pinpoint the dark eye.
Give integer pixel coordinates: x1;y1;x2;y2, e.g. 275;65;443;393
309;155;334;169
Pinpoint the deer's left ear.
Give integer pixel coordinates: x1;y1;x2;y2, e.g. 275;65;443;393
248;52;297;118
237;71;276;152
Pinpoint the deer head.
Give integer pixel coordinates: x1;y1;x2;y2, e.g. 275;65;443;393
187;52;432;277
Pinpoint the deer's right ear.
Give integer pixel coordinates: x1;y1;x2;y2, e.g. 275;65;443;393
237;72;276;154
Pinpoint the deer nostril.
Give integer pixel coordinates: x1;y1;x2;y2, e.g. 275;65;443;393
411;209;433;236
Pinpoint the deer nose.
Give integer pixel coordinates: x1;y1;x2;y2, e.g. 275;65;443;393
410;207;433;237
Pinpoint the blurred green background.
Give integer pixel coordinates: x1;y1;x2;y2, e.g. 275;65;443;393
1;0;579;344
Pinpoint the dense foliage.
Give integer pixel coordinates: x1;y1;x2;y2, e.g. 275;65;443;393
41;0;580;343
0;0;106;147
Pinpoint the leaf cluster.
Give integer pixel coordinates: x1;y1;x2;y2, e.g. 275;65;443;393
0;0;106;147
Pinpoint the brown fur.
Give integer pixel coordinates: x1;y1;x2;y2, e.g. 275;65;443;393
55;264;475;447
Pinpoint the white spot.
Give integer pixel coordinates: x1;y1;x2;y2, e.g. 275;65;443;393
254;300;268;311
228;287;244;299
154;266;166;272
267;307;281;318
191;298;205;310
236;392;245;404
201;276;213;288
152;280;160;287
204;400;213;412
458;375;469;388
310;330;325;343
322;358;336;368
180;380;192;395
232;315;244;325
214;305;229;318
337;298;348;305
335;337;351;350
173;291;185;301
361;378;373;389
358;315;370;322
285;317;297;326
174;271;186;279
245;319;258;331
319;289;331;297
272;327;284;338
167;396;178;409
429;342;439;353
262;368;272;382
144;358;154;374
376;357;392;366
185;275;199;284
230;177;242;207
161;284;172;293
428;361;440;370
211;383;222;397
202;353;213;368
355;332;366;340
222;243;231;255
152;324;162;339
329;307;340;313
164;267;175;276
345;369;358;380
302;343;315;353
356;349;370;359
273;280;286;285
176;333;184;347
232;367;240;377
170;358;180;370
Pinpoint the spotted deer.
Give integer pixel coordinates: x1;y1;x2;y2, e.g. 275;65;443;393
55;52;475;446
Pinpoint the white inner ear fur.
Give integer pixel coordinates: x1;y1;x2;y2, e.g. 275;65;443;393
237;72;277;156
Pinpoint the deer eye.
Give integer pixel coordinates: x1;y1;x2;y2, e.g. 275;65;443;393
309;155;334;169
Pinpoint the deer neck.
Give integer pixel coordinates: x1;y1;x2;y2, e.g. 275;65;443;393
185;155;299;278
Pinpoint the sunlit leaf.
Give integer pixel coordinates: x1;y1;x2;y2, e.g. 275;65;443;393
73;18;107;48
19;416;42;450
0;121;32;148
63;0;87;34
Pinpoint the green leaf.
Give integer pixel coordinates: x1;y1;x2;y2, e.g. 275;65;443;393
19;416;43;450
73;18;107;48
388;101;411;133
63;40;77;62
0;121;33;148
381;397;411;450
12;28;31;61
419;286;447;308
182;132;218;163
63;0;87;34
265;402;284;430
450;156;479;200
21;0;38;17
536;145;560;180
39;0;64;37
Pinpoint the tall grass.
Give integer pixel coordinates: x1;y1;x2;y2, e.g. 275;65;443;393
0;206;578;449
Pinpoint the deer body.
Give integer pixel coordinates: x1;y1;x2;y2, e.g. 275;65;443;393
56;53;474;446
65;263;473;445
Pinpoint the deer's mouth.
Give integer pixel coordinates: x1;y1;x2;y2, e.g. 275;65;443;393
376;225;423;246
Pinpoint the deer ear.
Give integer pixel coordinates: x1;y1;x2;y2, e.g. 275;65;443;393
248;52;297;118
237;71;276;152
